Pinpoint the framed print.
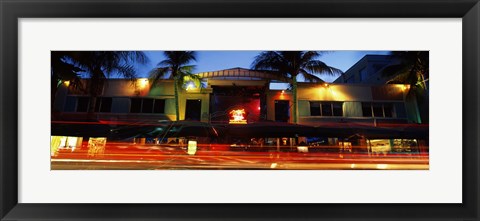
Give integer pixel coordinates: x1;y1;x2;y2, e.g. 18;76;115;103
1;0;479;220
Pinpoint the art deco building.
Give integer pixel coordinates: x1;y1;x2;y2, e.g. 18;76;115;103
52;67;428;154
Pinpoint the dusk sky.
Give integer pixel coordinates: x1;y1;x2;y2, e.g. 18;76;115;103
136;51;391;83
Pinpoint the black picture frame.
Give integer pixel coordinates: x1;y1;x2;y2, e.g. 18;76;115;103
1;0;479;220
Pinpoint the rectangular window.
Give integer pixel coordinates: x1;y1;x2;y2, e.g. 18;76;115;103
321;102;332;116
64;96;77;112
372;103;384;117
130;98;141;113
153;99;166;114
332;102;343;116
362;102;372;117
142;98;154;113
76;97;89;112
94;98;101;112
383;103;393;118
99;97;112;113
310;101;343;117
362;102;397;118
310;101;321;116
130;98;166;114
394;103;407;118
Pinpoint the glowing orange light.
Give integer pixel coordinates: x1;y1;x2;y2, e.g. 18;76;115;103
229;109;247;124
63;80;70;87
324;83;329;87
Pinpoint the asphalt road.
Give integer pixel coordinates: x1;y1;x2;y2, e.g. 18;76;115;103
51;144;429;170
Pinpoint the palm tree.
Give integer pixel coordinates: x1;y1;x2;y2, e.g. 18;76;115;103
67;51;148;116
149;51;199;121
381;51;429;123
382;51;429;94
251;51;342;123
51;51;84;110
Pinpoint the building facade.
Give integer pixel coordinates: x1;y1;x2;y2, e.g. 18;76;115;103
52;67;427;154
333;55;396;84
53;68;419;126
333;54;429;124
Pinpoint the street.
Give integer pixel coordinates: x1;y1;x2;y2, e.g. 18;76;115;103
51;143;429;170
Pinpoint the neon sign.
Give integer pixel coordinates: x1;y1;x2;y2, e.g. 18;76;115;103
229;109;247;124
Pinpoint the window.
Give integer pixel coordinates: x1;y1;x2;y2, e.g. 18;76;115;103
310;102;321;116
94;97;112;113
130;98;166;114
130;98;142;113
310;101;343;117
76;97;89;112
321;103;333;116
332;102;343;116
362;102;372;117
383;103;393;117
153;99;166;113
142;98;154;113
362;102;397;118
64;96;77;112
372;103;383;117
64;96;92;112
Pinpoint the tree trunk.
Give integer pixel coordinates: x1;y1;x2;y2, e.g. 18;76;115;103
87;68;102;121
174;77;180;121
292;76;298;124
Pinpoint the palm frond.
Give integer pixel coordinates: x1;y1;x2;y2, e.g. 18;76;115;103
302;60;343;76
182;74;203;89
148;67;171;85
385;72;410;84
178;65;196;74
299;71;325;83
252;51;342;81
112;65;137;80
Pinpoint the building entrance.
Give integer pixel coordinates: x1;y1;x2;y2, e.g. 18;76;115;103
185;99;201;121
274;100;290;122
209;85;265;124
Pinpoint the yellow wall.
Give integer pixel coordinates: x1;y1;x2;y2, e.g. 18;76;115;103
266;83;409;123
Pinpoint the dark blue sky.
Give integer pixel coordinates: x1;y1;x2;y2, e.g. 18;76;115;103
137;51;391;83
